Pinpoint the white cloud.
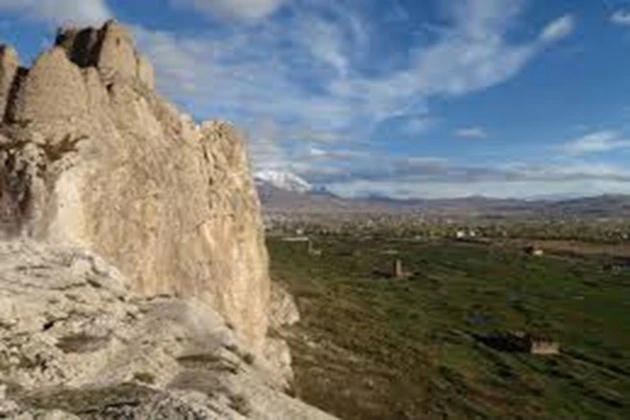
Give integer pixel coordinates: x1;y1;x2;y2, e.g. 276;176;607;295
309;147;328;158
330;178;630;199
246;120;291;171
397;116;436;136
455;126;488;139
559;130;630;155
539;14;575;43
611;9;630;26
451;0;525;41
326;161;630;199
171;0;287;21
0;0;112;25
300;16;350;76
133;0;579;193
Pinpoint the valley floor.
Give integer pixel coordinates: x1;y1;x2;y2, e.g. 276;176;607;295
268;236;630;419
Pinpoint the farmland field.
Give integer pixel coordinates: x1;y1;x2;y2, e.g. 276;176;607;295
268;236;630;419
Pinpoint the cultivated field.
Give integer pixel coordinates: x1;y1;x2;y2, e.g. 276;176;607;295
269;236;630;419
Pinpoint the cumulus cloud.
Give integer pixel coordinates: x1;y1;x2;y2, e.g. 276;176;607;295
539;14;575;43
611;9;630;26
171;0;287;21
0;0;112;25
559;130;630;156
455;127;488;139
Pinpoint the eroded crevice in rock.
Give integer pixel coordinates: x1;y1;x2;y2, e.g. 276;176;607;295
3;67;28;124
0;149;33;235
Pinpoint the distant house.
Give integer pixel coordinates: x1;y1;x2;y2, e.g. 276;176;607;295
524;245;544;256
455;229;480;241
281;236;310;243
390;259;412;279
307;240;322;256
514;331;560;355
478;331;560;355
530;339;560;355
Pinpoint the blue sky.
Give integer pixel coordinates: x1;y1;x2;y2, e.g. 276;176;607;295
1;0;630;198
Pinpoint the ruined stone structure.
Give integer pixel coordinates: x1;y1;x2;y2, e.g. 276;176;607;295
392;259;404;278
529;339;560;355
524;245;544;257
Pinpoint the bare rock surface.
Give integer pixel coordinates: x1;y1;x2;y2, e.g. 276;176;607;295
262;282;301;386
0;19;333;420
269;281;300;330
0;240;336;419
0;20;269;351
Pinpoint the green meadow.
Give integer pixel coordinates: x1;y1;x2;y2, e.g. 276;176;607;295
268;236;630;419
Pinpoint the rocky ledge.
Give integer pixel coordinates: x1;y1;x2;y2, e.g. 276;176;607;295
0;240;334;419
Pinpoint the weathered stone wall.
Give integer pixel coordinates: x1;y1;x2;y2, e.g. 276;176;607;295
0;20;270;351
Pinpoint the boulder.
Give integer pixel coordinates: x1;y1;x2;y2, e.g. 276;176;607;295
55;20;155;88
94;20;138;81
7;47;89;123
268;281;300;330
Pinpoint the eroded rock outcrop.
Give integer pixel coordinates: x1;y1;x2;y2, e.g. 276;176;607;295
0;240;335;419
0;20;269;352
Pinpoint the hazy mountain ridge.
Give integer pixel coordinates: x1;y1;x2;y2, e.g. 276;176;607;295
256;181;630;219
255;170;312;193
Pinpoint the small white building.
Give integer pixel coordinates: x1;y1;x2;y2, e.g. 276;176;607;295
455;230;477;240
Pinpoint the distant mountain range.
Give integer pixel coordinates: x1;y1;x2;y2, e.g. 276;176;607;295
254;170;312;193
254;170;630;220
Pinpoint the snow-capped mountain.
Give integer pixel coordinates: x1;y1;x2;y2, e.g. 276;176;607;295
254;170;312;193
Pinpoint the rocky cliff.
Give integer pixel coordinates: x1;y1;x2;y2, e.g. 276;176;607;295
0;240;334;419
0;19;334;419
0;20;269;351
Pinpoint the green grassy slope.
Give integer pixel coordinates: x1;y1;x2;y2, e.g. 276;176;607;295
268;236;630;420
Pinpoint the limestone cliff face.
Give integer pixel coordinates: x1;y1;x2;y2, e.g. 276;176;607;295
0;20;269;351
